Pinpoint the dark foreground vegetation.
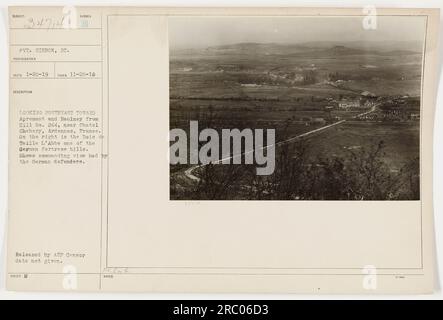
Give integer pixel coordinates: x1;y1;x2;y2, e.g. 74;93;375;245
170;140;419;200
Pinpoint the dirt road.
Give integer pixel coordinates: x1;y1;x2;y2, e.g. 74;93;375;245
179;105;378;182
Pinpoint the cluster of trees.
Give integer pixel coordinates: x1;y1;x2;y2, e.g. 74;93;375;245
170;140;420;200
301;70;317;85
328;71;352;82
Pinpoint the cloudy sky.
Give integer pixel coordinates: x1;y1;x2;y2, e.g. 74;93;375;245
169;16;426;49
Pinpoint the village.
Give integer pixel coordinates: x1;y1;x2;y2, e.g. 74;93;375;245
292;91;420;127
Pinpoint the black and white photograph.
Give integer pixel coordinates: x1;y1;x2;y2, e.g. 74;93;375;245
169;16;425;200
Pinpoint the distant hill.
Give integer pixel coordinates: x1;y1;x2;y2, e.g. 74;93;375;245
299;40;423;53
379;49;422;56
313;45;374;56
171;42;422;57
292;45;419;57
205;42;316;55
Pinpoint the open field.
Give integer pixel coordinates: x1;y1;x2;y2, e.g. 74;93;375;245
304;122;420;170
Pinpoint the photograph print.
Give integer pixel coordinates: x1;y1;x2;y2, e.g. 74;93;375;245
169;16;425;200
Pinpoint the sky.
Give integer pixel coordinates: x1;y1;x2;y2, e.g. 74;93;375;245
169;16;426;49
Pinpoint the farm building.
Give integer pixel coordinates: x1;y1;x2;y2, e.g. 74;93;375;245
339;100;360;109
361;91;376;98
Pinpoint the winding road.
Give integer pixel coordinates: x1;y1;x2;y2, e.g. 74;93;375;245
180;105;378;182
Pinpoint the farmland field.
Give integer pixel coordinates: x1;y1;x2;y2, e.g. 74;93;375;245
303;122;419;172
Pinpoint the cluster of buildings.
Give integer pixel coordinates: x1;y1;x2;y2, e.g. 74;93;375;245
357;110;420;122
337;91;378;110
